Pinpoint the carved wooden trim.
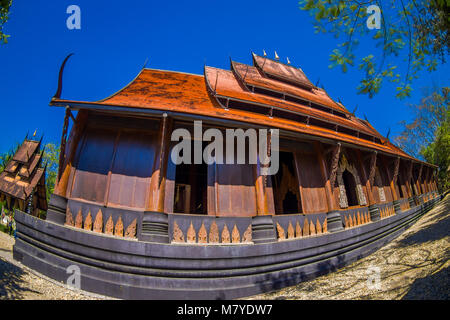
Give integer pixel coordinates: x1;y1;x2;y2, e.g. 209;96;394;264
114;216;124;237
209;221;219;243
172;221;184;242
84;211;93;231
198;222;207;243
105;216;114;235
287;221;295;239
93;209;103;233
232;224;240;243
392;157;400;185
75;209;83;229
221;224;231;243
65;208;74;226
328;143;341;188
187;222;196;243
242;225;252;243
125;218;137;238
276;222;286;240
295;221;302;238
368;151;378;187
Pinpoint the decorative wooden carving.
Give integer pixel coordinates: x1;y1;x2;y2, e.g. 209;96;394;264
93;209;103;233
309;220;316;235
114;216;124;237
209;221;219;243
368;152;378;187
295;221;302;238
75;209;83;228
242;224;252;243
221;224;231;243
198;222;207;243
65;208;74;226
276;222;286;240
393;157;400;185
287;221;295;239
329;143;341;188
323;219;327;233
303;218;309;236
357;212;361;225
187;221;196;243
345;215;349;228
172;221;184;242
232;224;240;243
84;211;93;231
105;216;114;235
316;219;322;234
337;153;367;208
125;218;137;238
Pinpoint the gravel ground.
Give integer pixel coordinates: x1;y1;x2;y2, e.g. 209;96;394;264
0;195;448;300
247;195;450;300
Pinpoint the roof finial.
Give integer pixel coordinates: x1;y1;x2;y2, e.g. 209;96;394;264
263;49;267;57
53;53;74;99
287;57;291;64
142;58;149;69
33;129;37;137
274;51;279;61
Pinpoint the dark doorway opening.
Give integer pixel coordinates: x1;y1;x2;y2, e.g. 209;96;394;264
342;170;359;207
271;151;302;214
173;140;208;215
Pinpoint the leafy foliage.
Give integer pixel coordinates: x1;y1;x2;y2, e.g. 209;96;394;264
0;0;12;44
42;143;60;202
0;142;19;173
299;0;449;98
394;87;450;191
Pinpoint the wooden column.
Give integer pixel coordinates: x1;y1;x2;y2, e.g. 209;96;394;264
53;110;88;198
255;162;269;215
416;164;424;196
356;150;376;206
314;141;343;232
147;114;173;212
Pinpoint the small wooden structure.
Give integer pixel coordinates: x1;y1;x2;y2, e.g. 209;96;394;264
0;136;48;216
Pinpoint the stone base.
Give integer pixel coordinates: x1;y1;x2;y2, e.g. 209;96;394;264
326;210;344;232
251;215;277;244
138;211;169;243
369;204;380;222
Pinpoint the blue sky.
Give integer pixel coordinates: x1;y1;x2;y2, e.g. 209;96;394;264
0;0;448;154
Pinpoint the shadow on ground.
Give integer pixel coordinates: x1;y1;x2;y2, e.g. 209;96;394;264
397;199;450;247
0;258;39;299
402;265;449;300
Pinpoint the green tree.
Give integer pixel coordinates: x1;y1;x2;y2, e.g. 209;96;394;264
0;142;19;173
0;0;12;44
42;143;60;202
299;0;449;98
394;87;450;191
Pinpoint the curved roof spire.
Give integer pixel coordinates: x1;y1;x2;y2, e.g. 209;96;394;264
53;53;74;99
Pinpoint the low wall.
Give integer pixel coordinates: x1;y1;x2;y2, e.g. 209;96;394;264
12;196;441;299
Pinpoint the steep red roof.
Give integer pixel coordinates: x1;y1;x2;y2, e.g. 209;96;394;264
252;53;315;90
49;54;432;166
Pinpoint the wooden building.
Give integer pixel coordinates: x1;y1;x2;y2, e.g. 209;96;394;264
0;136;47;216
12;53;441;299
